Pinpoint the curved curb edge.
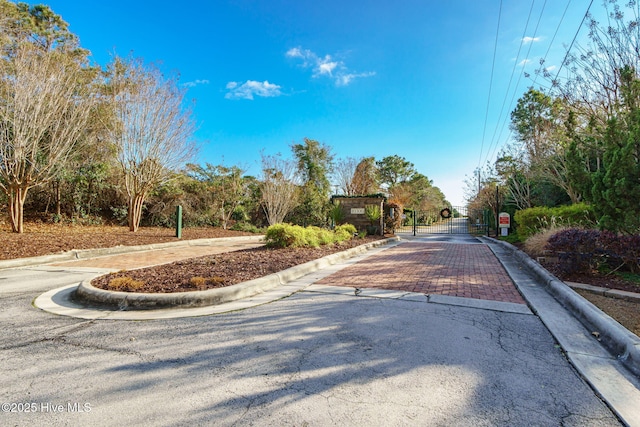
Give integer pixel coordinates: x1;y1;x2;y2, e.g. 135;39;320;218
482;236;640;378
75;237;400;309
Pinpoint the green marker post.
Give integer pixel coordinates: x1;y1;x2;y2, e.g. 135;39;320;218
176;205;183;239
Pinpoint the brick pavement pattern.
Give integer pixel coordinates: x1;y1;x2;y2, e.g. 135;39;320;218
316;242;526;304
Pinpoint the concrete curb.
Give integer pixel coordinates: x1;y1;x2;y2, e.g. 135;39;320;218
0;235;265;270
75;237;400;309
567;281;640;302
482;237;640;378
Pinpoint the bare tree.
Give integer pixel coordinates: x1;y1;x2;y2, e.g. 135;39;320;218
104;56;196;232
259;152;299;225
334;157;359;195
187;163;247;229
495;145;533;210
0;44;96;232
541;2;640;123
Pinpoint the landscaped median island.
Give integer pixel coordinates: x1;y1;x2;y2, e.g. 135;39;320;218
76;224;391;309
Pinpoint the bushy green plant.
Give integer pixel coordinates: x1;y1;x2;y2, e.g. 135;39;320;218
335;223;357;241
328;202;345;226
230;222;263;233
514;203;596;239
301;226;321;247
365;205;381;222
265;224;304;247
264;223;356;248
498;232;521;245
310;226;333;246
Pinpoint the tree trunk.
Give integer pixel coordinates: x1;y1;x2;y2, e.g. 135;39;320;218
128;193;146;232
8;185;28;234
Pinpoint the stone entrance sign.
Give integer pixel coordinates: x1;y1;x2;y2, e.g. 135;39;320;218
332;196;385;235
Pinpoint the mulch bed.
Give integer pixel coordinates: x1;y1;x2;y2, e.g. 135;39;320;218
0;223;253;260
90;237;386;293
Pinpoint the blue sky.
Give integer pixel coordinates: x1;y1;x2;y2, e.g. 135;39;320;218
42;0;605;205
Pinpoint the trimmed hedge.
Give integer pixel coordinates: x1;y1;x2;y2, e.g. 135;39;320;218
514;203;596;239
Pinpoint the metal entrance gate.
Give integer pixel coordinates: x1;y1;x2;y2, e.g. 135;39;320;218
398;206;489;236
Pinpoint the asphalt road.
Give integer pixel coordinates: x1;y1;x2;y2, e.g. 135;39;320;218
0;261;621;426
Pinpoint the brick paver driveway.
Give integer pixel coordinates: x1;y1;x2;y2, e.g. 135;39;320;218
316;240;526;304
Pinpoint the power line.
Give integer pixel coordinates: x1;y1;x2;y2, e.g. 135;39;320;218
532;0;573;86
551;0;594;86
478;0;594;171
482;0;538;166
484;0;587;167
485;0;550;165
478;0;503;169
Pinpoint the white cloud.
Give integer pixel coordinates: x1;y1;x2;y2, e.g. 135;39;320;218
518;59;531;67
183;79;210;88
522;36;540;44
286;47;305;58
287;46;375;86
225;80;282;100
317;56;339;76
336;71;377;86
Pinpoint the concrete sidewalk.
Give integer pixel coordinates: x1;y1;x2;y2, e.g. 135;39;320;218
0;235;266;271
49;235;265;270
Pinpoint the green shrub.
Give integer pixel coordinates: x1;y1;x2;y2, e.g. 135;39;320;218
336;223;357;235
365;205;381;222
230;222;264;233
335;223;357;241
265;224;303;248
264;223;356;248
328;202;345;226
514;203;596;239
498;232;521;245
311;226;334;246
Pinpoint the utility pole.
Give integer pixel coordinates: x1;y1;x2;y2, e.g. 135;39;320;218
495;185;500;237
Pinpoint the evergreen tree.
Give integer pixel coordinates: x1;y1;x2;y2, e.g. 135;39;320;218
591;67;640;233
290;138;334;226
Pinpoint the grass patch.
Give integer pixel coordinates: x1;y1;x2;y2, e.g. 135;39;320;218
523;226;569;258
615;271;640;285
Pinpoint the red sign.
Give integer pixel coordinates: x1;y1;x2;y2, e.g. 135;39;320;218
499;212;510;227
